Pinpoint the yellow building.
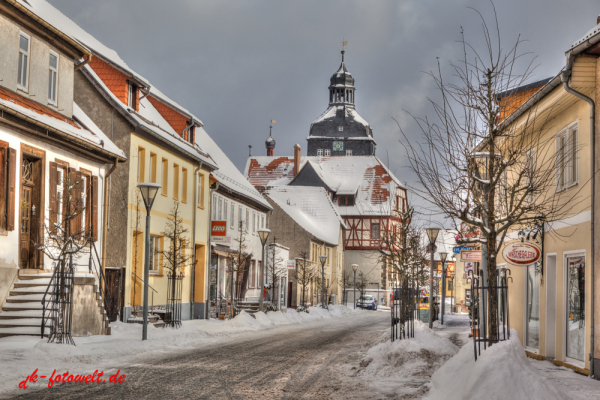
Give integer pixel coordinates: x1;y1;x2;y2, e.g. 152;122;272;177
494;19;600;375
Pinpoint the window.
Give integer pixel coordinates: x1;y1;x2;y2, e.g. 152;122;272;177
230;203;235;228
80;175;88;234
338;195;354;206
224;200;228;224
150;153;157;183
346;149;352;156
56;167;65;225
212;194;217;221
17;33;30;91
48;51;59;106
252;211;256;233
338;126;343;132
371;223;380;240
324;149;331;156
249;260;256;288
261;215;265;229
257;261;261;287
182;168;188;203
238;205;242;229
186;124;195;145
149;235;161;273
197;173;205;208
556;125;578;190
173;164;179;200
447;280;453;291
161;158;168;196
137;147;145;183
317;149;323;156
246;209;249;231
128;83;134;108
218;197;222;220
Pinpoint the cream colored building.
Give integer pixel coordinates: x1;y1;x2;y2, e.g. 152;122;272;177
494;19;600;375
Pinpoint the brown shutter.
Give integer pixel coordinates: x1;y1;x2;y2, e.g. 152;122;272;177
91;175;98;241
6;148;16;231
49;162;57;228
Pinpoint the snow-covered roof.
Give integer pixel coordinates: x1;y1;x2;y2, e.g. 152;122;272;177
82;65;215;167
571;22;600;49
193;128;271;210
308;105;374;141
245;156;405;216
265;186;346;246
0;83;124;159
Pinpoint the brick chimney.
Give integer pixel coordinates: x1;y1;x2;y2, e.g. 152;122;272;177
294;144;301;176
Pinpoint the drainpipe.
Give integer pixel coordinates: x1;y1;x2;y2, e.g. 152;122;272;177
190;161;203;319
101;159;119;271
139;84;151;102
183;118;195;142
561;61;595;378
205;181;219;319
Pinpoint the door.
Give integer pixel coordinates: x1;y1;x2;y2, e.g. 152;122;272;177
566;255;585;361
525;263;540;349
287;281;293;307
20;185;32;268
546;255;557;359
105;268;122;322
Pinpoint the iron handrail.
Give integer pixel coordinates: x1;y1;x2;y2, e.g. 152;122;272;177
133;272;158;293
89;240;113;318
40;262;59;338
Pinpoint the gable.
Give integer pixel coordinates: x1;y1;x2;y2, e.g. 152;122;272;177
289;162;331;191
147;95;190;141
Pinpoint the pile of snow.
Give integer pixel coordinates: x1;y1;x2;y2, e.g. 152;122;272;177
358;320;458;380
426;330;567;400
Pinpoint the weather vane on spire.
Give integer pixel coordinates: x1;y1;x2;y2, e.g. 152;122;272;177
342;37;348;50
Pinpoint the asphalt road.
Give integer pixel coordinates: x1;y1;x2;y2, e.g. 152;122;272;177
11;312;390;399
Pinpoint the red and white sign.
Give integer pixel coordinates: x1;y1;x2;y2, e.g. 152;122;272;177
211;221;227;236
286;260;296;269
502;242;541;266
461;250;482;262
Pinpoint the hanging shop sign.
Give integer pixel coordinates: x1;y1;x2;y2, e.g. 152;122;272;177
211;221;230;245
461;250;482;262
453;246;473;254
286;260;296;269
502;242;541;266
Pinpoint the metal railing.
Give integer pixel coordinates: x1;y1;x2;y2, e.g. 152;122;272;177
133;272;157;314
391;280;415;342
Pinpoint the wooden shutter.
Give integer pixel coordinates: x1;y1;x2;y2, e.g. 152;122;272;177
6;148;16;231
91;175;98;241
49;162;57;228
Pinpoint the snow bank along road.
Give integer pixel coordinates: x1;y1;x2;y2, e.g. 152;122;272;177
7;310;396;399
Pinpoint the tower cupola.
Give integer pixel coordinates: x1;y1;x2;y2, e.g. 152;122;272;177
328;50;355;107
266;120;276;156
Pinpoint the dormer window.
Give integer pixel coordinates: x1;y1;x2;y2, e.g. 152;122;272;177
127;83;134;108
48;51;59;106
17;33;30;91
338;126;343;132
317;149;323;156
338;195;354;206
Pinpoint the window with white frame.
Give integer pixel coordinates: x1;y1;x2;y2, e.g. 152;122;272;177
218;197;222;220
248;260;256;288
223;200;228;224
48;51;59;106
127;83;134;108
252;211;256;233
556;125;578;190
80;175;88;235
324;149;331;156
317;149;323;156
56;167;64;225
212;194;217;221
246;209;249;231
17;33;30;91
346;149;352;156
261;215;265;229
149;235;160;273
238;205;242;229
230;202;235;228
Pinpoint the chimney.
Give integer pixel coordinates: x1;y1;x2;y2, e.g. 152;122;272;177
293;144;301;176
597;15;600;25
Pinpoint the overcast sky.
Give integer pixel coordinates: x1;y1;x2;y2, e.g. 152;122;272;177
49;0;599;225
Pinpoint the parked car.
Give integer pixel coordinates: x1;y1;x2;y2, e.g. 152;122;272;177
356;295;378;310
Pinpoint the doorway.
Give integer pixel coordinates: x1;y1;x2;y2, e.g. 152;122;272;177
545;254;557;359
19;146;44;269
565;254;585;362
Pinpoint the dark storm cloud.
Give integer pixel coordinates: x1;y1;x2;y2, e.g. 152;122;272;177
49;0;599;222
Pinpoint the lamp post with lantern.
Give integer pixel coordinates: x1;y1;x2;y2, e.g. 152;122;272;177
319;255;328;308
425;227;441;329
137;182;161;341
257;228;271;312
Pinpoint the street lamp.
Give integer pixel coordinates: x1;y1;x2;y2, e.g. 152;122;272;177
352;264;358;309
439;251;448;325
257;228;271;312
425;227;441;329
319;255;327;308
137;182;161;341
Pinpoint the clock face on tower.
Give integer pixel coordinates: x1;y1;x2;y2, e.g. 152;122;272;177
333;141;344;151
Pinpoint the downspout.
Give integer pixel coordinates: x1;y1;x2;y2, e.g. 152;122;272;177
139;84;151;102
74;53;92;71
183;118;195;141
101;159;119;271
561;60;595;378
190;161;203;319
205;181;219;319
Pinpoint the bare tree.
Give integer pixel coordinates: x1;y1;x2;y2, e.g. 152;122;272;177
225;221;252;317
266;238;286;308
398;5;585;338
355;271;368;300
160;201;193;327
296;251;316;307
341;269;352;305
131;191;142;313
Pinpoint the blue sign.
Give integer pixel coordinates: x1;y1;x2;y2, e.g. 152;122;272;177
453;246;473;254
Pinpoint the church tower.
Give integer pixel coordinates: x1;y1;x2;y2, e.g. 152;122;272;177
307;51;376;156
